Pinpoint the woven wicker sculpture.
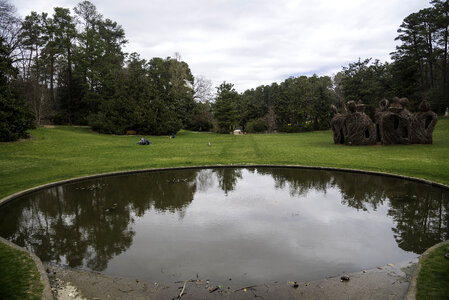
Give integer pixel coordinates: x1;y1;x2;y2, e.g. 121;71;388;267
331;98;437;145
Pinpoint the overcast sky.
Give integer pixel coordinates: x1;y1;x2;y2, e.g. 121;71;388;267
14;0;430;92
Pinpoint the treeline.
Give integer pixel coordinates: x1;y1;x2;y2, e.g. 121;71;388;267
1;0;448;141
214;75;335;133
1;0;198;137
336;0;449;117
235;0;449;132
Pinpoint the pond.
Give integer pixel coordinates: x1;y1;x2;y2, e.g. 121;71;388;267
0;167;448;286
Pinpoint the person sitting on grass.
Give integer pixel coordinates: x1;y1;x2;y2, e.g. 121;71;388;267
137;138;151;145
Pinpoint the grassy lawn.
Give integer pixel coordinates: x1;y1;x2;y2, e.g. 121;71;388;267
0;242;42;300
0;117;448;200
0;117;448;299
416;243;449;300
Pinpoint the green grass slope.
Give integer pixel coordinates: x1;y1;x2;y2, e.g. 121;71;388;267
416;243;449;300
0;242;42;300
1;118;448;199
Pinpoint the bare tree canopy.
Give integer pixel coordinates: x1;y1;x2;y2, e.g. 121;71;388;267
0;0;22;61
194;75;215;103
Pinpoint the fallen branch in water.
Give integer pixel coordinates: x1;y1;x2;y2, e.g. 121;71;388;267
177;280;188;299
233;285;258;292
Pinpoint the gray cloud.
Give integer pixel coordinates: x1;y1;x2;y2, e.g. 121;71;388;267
15;0;430;91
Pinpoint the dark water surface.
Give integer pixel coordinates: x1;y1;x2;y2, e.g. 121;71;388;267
0;167;448;285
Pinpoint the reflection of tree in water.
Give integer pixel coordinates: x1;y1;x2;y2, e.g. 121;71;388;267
195;169;215;192
256;168;331;197
388;187;449;253
0;169;200;271
264;168;396;211
249;168;449;254
0;167;448;271
329;172;389;211
213;168;242;195
135;170;199;218
329;173;449;253
0;185;135;271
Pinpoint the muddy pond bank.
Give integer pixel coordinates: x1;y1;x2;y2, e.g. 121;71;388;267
46;258;417;300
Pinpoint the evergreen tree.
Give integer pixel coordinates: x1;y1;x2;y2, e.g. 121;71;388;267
240;87;269;129
0;37;35;141
273;75;335;132
391;3;449;113
52;7;77;123
340;59;394;115
186;100;214;132
19;11;49;124
214;82;240;133
88;53;195;135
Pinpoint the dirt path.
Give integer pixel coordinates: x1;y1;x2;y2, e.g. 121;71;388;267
46;258;417;300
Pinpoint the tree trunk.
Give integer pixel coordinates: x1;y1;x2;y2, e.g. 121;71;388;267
444;13;448;103
67;44;73;124
444;21;448;88
413;34;425;88
50;54;55;104
426;23;434;89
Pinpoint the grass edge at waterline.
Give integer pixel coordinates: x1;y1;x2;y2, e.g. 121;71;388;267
1;117;448;200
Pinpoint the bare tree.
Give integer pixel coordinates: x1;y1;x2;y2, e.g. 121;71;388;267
263;106;277;132
0;0;23;66
193;75;215;102
332;72;347;113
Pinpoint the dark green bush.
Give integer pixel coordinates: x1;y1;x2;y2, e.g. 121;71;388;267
245;118;267;133
186;113;213;131
0;92;35;142
88;96;137;134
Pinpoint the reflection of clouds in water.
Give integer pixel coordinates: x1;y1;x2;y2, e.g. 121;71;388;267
0;168;447;284
179;170;411;278
195;169;215;192
122;176;408;283
212;168;243;195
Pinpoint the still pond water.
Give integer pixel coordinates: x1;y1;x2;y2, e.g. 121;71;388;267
0;167;448;285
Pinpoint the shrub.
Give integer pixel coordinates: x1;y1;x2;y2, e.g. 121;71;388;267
245;118;267;133
187;113;213;131
0;92;35;142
